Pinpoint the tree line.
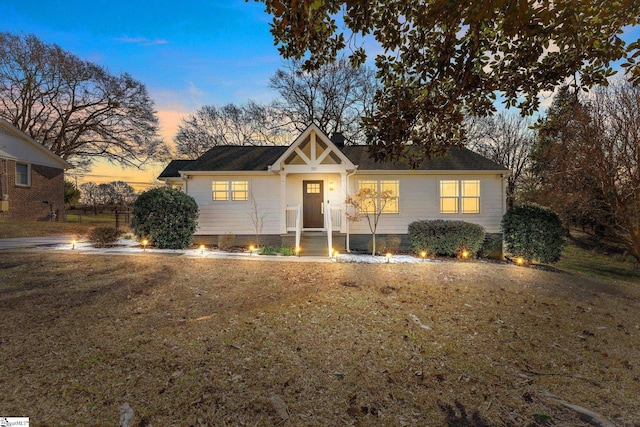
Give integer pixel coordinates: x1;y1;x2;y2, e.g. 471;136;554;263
65;180;137;214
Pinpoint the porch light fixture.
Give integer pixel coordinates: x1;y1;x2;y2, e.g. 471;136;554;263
71;239;76;250
329;181;335;191
142;239;148;251
386;252;392;263
420;250;426;261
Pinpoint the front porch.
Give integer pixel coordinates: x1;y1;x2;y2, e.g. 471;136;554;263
282;231;346;256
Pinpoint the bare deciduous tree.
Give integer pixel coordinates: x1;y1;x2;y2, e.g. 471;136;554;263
270;58;378;144
345;187;396;255
174;101;293;158
247;188;268;248
0;33;166;169
467;113;534;209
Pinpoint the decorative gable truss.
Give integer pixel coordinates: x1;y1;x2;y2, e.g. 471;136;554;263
269;124;355;174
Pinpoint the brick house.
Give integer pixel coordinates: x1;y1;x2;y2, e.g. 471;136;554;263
0;119;72;221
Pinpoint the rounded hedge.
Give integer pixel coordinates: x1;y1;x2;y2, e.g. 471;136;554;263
408;220;485;257
501;204;565;264
132;187;199;249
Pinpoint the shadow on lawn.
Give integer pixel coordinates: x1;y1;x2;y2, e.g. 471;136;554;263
439;401;492;427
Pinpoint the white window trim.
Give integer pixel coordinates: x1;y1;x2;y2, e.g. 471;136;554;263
212;180;249;201
357;179;400;214
439;179;481;214
15;162;31;187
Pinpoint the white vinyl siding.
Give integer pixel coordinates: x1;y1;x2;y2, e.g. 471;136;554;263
349;174;504;234
192;176;281;235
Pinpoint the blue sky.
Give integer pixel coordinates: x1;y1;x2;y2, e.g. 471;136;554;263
0;1;284;186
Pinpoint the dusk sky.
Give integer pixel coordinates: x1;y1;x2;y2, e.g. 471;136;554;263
0;0;284;188
1;2;639;189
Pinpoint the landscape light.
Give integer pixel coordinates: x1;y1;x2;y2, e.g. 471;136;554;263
142;239;148;251
249;245;255;256
200;244;205;255
461;249;469;259
295;246;301;257
420;250;426;261
386;252;392;263
516;257;525;265
71;239;76;250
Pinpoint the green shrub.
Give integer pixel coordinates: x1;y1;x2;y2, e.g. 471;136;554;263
132;187;199;249
501;204;565;263
218;234;237;250
408;220;485;257
279;246;296;256
88;227;123;247
259;246;278;255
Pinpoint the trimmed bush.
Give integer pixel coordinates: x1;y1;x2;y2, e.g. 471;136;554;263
88;227;123;247
501;204;565;263
408;220;485;257
132;187;199;249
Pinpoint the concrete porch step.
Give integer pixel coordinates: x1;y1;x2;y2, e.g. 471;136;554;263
282;232;346;256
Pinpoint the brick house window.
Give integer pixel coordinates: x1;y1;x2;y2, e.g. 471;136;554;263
15;163;30;186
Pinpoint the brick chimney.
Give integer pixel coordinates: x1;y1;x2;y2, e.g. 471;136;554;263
330;132;345;148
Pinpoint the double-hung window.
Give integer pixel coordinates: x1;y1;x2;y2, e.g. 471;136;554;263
212;181;249;201
15;163;30;186
440;180;480;214
357;179;399;214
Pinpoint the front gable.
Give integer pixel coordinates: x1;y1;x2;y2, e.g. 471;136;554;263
269;124;355;174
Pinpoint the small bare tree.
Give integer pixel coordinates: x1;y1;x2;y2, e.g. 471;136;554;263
247;190;267;248
467;113;534;209
345;187;395;255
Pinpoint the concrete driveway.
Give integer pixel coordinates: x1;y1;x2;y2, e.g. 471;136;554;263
0;235;76;250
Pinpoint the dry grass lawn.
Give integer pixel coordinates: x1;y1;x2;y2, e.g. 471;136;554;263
0;251;639;426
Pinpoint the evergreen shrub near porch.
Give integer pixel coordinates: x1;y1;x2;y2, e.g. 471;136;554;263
408;220;485;257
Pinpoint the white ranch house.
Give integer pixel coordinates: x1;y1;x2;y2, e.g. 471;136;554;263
158;124;509;255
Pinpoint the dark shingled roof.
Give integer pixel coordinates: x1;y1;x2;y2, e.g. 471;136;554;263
186;146;288;172
341;146;509;171
158;159;197;178
159;144;508;176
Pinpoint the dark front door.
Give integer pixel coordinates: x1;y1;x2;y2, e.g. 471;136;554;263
303;180;324;228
